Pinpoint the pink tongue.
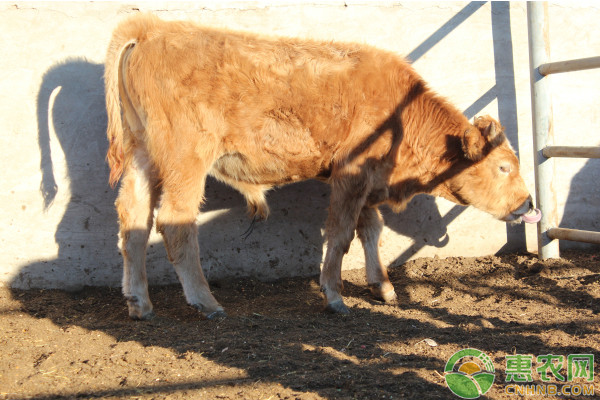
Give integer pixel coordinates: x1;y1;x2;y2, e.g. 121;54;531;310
522;208;542;224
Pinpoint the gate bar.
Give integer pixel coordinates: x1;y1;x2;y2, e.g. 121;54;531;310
528;2;600;259
543;146;600;159
528;2;560;259
548;228;600;245
539;56;600;76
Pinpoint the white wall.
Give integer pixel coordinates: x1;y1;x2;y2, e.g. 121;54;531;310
1;1;599;289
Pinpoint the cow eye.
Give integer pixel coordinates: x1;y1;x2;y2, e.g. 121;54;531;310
499;164;511;174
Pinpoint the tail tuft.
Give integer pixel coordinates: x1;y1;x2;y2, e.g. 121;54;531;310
107;137;124;188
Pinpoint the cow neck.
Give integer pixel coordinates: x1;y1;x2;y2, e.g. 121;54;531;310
387;79;470;207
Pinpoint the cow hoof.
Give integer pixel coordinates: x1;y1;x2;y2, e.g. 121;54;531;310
369;283;398;303
325;300;350;314
126;296;154;320
381;289;398;304
205;310;227;320
130;311;155;321
192;304;227;320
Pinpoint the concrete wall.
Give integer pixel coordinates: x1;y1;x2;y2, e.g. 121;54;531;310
2;1;599;289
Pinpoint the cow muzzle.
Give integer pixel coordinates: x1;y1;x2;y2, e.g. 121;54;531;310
503;195;540;224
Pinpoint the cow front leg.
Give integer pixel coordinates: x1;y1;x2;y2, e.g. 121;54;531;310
320;180;367;314
116;150;159;320
156;184;225;320
356;207;397;303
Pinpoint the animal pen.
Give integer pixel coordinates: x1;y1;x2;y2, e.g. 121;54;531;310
528;2;600;259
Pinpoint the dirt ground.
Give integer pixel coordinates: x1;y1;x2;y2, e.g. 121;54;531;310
1;250;599;400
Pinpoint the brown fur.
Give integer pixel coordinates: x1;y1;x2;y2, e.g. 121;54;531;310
105;14;533;318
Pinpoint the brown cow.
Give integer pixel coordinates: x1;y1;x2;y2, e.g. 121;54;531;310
105;14;534;319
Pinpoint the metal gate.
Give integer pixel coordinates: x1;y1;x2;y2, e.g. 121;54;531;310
527;2;600;259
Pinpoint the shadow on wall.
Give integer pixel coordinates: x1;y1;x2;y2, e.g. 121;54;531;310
14;1;528;290
389;0;526;265
559;158;600;251
15;59;119;289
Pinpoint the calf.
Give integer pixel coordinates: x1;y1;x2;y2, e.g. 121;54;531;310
105;14;534;319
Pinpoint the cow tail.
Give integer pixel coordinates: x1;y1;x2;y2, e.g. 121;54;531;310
105;37;137;188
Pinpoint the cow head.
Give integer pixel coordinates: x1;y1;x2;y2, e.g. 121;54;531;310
441;116;533;222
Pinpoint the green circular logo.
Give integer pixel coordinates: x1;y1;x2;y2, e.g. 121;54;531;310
444;348;495;399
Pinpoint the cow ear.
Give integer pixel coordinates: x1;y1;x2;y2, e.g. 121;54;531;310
462;125;486;162
474;115;505;144
463;116;506;161
476;116;495;136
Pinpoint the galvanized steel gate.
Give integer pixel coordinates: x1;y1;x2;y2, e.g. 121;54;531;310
527;2;600;259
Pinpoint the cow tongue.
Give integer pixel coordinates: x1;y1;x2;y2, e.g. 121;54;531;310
521;208;542;224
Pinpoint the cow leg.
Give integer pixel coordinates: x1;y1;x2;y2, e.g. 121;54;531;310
320;179;368;314
116;150;159;320
356;207;397;303
156;176;225;320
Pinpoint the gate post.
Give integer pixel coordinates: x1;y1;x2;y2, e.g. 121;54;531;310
527;2;560;259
